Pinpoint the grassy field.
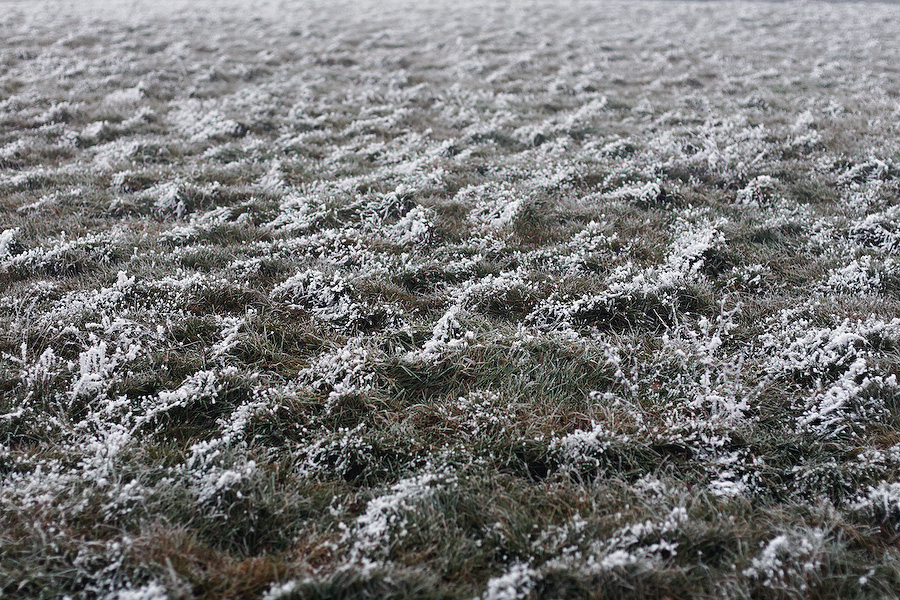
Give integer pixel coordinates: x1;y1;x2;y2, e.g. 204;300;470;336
3;0;900;598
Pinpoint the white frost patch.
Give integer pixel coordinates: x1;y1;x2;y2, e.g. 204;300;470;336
743;530;826;590
265;192;331;232
340;468;455;568
257;160;286;192
0;227;19;258
608;180;665;205
145;181;187;218
104;84;145;107
134;370;222;433
169;100;243;143
798;358;898;438
106;582;168;600
736;175;779;206
411;304;474;361
709;469;748;498
551;422;628;472
209;314;247;362
760;314;900;381
0;138;26;159
461;182;523;229
1;230;124;275
389;205;434;245
298;337;376;412
759;313;900;437
838;158;895;187
194;460;257;504
437;390;510;441
851;481;900;526
663;304;749;425
81;120;112;143
261;580;303;600
481;563;537;600
295;423;372;481
825;255;895;294
664;218;725;277
271;268;391;327
71;335;143;402
848;206;900;252
93;140;141;170
528;506;689;576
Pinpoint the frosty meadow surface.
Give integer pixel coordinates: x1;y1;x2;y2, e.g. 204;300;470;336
3;0;900;598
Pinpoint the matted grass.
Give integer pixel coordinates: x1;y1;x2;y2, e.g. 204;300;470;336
3;0;900;598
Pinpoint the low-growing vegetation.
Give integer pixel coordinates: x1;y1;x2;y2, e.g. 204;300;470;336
3;0;900;598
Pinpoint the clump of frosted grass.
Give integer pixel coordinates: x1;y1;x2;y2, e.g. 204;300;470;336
169;100;244;143
408;304;474;362
257;159;286;192
481;563;537;600
759;312;900;436
662;302;750;425
760;312;900;381
461;182;524;229
551;422;629;474
107;582;168;600
0;227;19;257
520;506;688;583
736;175;780;206
848;206;900;252
824;255;896;294
436;390;511;442
664;217;725;278
798;358;900;438
273;269;358;322
298;337;376;411
159;206;236;243
0;230;125;275
838;158;897;187
743;530;827;592
294;423;373;481
607;180;667;206
389;205;435;245
851;481;900;527
527;217;723;336
265;192;332;232
339;466;456;569
261;580;309;600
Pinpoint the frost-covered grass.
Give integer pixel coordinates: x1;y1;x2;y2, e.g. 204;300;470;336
3;0;900;597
